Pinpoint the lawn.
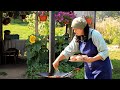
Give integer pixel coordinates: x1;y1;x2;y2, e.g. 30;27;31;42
3;23;34;40
3;23;120;79
109;48;120;79
3;24;66;40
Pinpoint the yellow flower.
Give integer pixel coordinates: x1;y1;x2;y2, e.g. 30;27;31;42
29;35;36;44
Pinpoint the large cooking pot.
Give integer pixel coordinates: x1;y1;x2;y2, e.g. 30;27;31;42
37;53;85;79
37;67;82;79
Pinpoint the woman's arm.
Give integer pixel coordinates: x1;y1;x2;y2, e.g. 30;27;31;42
60;36;79;59
53;36;79;70
82;30;109;63
82;54;103;63
53;54;66;70
92;30;109;60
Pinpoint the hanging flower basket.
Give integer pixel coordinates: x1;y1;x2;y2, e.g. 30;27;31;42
39;15;47;21
8;12;14;17
54;11;76;26
2;17;11;25
20;15;26;19
85;16;92;25
38;11;48;21
63;21;69;24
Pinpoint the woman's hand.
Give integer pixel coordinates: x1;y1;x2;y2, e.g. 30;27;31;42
52;60;60;71
53;54;67;71
70;55;77;61
82;55;94;63
69;55;84;62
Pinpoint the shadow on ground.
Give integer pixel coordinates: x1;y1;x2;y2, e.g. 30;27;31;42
0;57;27;79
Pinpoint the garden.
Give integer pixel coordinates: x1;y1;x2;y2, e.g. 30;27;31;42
2;11;120;79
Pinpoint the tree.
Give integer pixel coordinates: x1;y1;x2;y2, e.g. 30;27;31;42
96;11;120;20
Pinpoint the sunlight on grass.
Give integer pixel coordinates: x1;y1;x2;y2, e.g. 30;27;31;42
3;24;34;40
109;48;120;60
109;49;120;79
109;51;120;60
3;24;66;40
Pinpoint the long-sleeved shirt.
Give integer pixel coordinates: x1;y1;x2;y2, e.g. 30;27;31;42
61;28;109;60
60;28;113;69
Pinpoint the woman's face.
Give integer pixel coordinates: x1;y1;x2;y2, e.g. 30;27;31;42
73;28;84;36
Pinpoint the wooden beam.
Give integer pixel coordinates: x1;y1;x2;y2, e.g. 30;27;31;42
0;11;3;64
49;11;55;75
35;11;39;36
94;11;96;29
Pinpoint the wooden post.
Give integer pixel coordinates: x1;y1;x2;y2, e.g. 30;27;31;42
35;11;39;36
49;11;55;75
94;11;96;29
0;11;3;64
68;26;74;41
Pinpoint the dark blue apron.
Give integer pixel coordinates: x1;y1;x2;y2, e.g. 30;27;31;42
79;30;112;79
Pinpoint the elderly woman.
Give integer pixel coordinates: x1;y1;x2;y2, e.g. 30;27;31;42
53;17;113;79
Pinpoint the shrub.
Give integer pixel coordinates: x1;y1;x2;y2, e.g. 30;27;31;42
26;34;49;79
96;17;120;45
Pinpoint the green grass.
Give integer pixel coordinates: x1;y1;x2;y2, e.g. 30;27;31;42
3;23;65;40
109;49;120;60
3;24;34;40
109;49;120;79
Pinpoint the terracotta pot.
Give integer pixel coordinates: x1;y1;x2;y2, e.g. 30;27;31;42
39;15;47;21
2;18;11;25
64;21;69;24
85;18;92;25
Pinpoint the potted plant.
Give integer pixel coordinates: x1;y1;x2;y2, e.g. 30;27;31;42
38;11;48;21
55;11;76;26
84;16;92;25
8;11;14;17
2;17;11;25
55;11;76;39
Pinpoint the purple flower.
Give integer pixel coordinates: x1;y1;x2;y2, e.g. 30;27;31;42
54;11;76;25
